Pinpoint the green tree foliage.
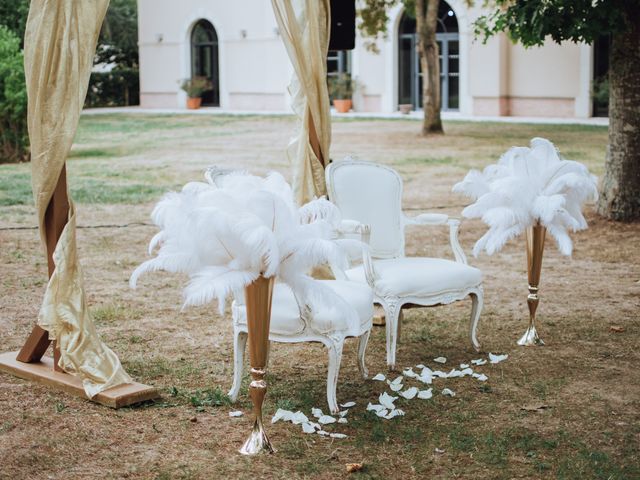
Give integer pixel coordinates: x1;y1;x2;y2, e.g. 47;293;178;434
0;0;29;45
97;0;139;68
0;26;28;163
474;0;633;46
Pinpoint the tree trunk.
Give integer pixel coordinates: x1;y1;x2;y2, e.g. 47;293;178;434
416;0;443;135
596;5;640;221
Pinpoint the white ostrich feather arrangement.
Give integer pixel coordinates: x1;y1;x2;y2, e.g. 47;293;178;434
452;138;598;257
130;171;359;323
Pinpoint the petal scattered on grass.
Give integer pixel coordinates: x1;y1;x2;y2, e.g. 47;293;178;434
372;373;386;381
474;373;488;382
229;411;243;417
272;408;293;423
330;433;348;439
400;387;418;400
442;388;456;397
433;370;449;379
379;392;398;409
340;401;356;408
402;368;419;379
434;357;447;364
460;368;474;376
338;418;348;424
389;382;404;392
418;388;433;400
376;408;389;418
489;352;508;364
366;403;384;412
311;407;323;418
471;358;487;366
291;411;309;424
318;415;336;425
302;422;317;434
460;363;470;369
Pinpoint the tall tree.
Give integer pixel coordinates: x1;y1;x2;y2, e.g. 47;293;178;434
476;0;640;221
359;0;444;134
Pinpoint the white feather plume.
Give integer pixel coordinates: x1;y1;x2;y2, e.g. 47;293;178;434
131;170;359;323
453;137;598;256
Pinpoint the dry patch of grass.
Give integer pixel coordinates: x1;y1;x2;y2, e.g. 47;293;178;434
1;114;638;479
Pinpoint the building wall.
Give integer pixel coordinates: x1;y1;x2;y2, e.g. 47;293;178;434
137;0;594;118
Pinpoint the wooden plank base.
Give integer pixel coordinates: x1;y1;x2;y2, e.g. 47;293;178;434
0;351;160;408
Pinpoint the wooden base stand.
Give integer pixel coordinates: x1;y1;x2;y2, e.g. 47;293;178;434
0;351;159;408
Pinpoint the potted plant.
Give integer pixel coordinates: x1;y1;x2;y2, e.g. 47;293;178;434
328;73;357;113
180;76;213;109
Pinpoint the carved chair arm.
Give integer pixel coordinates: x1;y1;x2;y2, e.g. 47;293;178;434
403;213;468;265
332;220;376;287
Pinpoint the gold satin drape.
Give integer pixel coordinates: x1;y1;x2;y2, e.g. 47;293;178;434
271;0;331;205
25;0;131;397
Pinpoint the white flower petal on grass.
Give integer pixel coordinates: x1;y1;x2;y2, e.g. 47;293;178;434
338;410;349;418
272;408;294;423
384;409;405;420
340;401;356;408
367;403;384;412
403;368;419;379
302;422;317;434
372;373;386;381
460;363;470;369
338;418;348;424
471;358;487;366
474;373;489;382
376;408;389;418
291;411;309;424
433;370;449;379
400;387;418;400
318;415;336;425
317;430;330;436
460;368;474;377
448;369;464;378
416;364;425;369
379;392;398;410
389;382;404;392
229;411;243;417
389;376;403;385
442;388;456;397
311;407;323;419
330;433;348;439
434;357;447;364
418;388;433;400
489;353;509;364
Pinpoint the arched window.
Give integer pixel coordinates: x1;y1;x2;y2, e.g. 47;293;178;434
191;20;219;106
398;2;459;111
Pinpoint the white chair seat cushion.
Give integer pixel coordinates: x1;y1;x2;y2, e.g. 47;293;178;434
234;280;373;338
346;257;482;299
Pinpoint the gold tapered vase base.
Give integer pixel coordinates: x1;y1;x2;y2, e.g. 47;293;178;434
517;325;545;346
239;419;275;455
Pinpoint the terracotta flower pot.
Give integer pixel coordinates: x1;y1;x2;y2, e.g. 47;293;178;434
399;103;413;115
333;99;352;113
186;97;202;110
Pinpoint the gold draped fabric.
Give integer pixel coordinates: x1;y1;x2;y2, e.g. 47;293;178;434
271;0;331;205
25;0;131;397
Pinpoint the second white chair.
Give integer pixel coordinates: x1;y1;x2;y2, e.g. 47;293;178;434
326;158;484;370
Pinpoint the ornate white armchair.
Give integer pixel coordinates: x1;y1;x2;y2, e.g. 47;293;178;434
228;222;374;414
326;158;483;370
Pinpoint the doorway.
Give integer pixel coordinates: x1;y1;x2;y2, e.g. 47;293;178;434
191;20;220;106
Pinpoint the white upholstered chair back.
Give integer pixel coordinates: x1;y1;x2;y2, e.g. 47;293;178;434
326;159;405;259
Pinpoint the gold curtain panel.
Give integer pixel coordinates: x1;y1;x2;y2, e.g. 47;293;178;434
25;0;131;397
271;0;331;204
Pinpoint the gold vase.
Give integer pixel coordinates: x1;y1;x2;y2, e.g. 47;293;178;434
517;223;546;346
239;275;276;455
